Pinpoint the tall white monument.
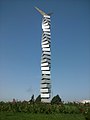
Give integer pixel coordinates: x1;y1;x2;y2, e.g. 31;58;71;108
35;7;51;102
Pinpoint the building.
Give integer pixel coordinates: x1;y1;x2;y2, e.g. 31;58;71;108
80;100;90;104
35;7;51;102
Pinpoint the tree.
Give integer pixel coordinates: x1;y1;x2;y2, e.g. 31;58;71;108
30;94;34;103
51;95;62;104
35;95;41;103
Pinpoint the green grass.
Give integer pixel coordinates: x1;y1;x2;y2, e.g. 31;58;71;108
0;112;85;120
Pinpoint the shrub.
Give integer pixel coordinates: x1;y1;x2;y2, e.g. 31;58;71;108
85;108;90;120
51;95;62;104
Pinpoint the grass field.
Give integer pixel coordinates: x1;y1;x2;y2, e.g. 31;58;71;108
0;112;86;120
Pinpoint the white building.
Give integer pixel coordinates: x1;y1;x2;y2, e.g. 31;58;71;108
80;100;90;104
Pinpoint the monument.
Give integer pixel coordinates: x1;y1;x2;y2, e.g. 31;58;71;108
35;7;52;102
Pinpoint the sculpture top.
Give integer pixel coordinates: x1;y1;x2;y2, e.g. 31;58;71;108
35;7;53;16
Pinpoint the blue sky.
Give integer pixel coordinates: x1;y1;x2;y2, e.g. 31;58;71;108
0;0;90;102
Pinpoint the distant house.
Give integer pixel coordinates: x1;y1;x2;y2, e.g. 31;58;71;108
80;100;90;104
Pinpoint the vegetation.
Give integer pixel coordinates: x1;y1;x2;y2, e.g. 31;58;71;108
35;95;41;103
0;95;90;120
0;112;85;120
84;108;90;120
51;94;62;104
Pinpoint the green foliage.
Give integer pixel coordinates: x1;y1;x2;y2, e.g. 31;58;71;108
30;94;34;103
0;99;89;115
51;95;62;104
0;112;86;120
85;108;90;120
35;95;41;103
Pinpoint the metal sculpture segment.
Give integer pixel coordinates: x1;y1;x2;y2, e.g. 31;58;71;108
35;7;51;102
